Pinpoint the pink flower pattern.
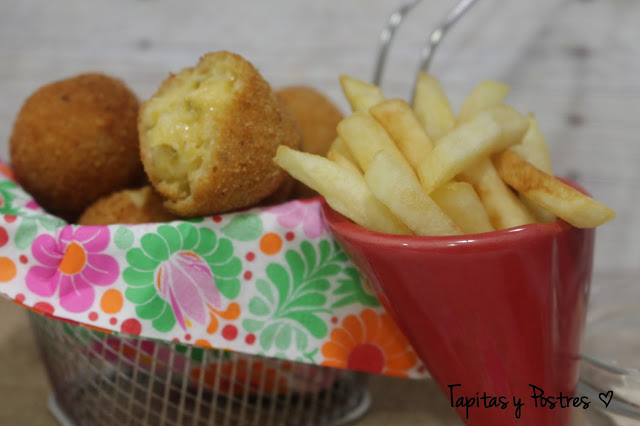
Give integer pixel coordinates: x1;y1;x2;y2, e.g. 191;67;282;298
157;251;223;330
264;200;326;239
26;226;119;313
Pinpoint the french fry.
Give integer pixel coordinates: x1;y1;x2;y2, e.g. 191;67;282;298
512;114;556;223
457;80;510;124
510;114;557;223
369;99;434;172
337;111;417;179
412;72;456;141
453;79;533;229
327;149;362;177
364;151;461;236
339;75;386;113
274;146;411;234
520;194;556;224
458;158;536;229
510;113;553;174
493;150;616;228
418;105;529;194
276;74;615;237
430;181;495;234
327;137;361;172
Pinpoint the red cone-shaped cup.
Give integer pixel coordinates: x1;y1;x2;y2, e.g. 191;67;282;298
322;181;594;426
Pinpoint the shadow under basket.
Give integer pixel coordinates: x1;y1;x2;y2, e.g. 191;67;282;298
28;313;371;426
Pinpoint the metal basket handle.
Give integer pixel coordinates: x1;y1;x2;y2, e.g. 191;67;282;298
372;0;481;102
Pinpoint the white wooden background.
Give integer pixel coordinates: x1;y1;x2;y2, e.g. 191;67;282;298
0;1;638;424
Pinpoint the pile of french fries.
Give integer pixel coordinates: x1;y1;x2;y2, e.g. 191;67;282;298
274;73;615;236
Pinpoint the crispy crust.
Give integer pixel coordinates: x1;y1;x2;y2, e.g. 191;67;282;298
9;73;144;221
77;185;176;225
258;173;296;207
138;51;301;217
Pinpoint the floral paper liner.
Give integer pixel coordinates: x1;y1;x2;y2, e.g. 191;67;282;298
0;161;428;379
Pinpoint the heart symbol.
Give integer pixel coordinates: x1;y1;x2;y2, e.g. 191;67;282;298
599;390;613;408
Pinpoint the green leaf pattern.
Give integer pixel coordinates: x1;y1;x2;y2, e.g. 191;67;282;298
243;239;366;359
0;181;66;248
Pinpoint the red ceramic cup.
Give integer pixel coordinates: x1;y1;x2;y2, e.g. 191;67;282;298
321;181;595;426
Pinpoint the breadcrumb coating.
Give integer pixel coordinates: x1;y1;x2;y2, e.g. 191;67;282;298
78;186;176;225
138;51;301;217
9;73;144;221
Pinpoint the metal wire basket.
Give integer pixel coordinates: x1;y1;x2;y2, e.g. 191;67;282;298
28;312;371;426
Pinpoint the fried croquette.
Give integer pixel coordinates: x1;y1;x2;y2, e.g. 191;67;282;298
259;174;296;207
276;86;344;199
78;185;176;225
9;73;144;222
276;86;343;157
138;51;301;217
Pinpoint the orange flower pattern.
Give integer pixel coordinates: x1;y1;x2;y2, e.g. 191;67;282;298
321;308;419;377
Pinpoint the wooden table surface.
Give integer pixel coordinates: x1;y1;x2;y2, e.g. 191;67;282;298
0;0;638;424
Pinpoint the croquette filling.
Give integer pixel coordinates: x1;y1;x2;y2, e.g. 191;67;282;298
127;187;150;208
141;60;242;198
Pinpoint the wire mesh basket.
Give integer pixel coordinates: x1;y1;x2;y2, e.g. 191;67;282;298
28;312;371;426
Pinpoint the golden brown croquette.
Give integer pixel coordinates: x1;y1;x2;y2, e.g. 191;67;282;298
77;186;176;225
276;86;344;199
276;86;343;157
258;174;296;207
138;51;301;217
9;73;144;221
